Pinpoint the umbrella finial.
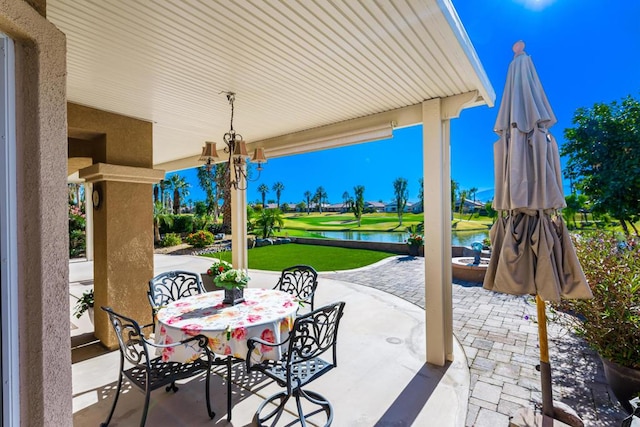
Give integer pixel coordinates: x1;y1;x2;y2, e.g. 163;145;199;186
513;40;526;56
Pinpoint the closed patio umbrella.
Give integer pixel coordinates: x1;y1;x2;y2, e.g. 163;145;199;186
483;41;593;422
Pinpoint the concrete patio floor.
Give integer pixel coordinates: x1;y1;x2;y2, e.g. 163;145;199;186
70;254;470;426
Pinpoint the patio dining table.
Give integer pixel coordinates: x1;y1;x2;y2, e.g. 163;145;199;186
155;288;299;421
155;288;299;364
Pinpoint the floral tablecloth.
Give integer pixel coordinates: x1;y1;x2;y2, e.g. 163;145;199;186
155;288;298;363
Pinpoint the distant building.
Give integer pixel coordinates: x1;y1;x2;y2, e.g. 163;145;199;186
454;198;485;214
384;201;414;213
365;201;385;212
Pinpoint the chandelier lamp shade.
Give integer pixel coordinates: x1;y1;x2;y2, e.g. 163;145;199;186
200;92;266;190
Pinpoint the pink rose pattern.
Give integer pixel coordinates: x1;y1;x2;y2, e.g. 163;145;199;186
181;323;202;336
259;328;276;353
231;327;247;340
156;289;296;363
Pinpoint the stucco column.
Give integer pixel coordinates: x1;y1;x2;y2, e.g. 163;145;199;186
80;163;164;348
1;2;71;424
231;162;248;270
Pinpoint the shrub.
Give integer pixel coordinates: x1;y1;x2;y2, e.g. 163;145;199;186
69;229;86;258
556;231;640;368
185;230;214;248
207;222;226;235
160;214;194;234
160;233;182;247
69;204;86;258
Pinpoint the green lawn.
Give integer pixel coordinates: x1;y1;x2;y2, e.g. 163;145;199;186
202;244;396;272
282;212;423;232
277;211;495;235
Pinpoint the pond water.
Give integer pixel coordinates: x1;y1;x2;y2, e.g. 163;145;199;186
314;229;490;247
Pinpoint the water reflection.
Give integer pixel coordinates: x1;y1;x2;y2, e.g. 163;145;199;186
315;230;408;243
452;230;490;247
314;230;489;246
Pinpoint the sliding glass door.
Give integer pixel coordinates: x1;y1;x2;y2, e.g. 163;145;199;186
0;32;19;426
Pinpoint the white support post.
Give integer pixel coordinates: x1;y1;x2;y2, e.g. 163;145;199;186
230;165;248;270
422;98;454;366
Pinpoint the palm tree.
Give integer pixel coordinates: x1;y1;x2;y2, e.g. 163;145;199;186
353;185;365;226
254;209;284;238
469;187;478;202
167;174;190;214
303;191;312;214
197;165;220;219
314;186;327;213
258;183;270;208
342;191;352;212
272;181;285;209
458;189;467;218
158;179;169;210
153;201;173;244
451;179;459;218
220;163;231;233
393;177;408;226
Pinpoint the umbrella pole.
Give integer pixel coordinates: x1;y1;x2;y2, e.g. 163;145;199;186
536;294;554;419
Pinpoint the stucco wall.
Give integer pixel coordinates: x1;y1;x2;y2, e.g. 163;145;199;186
0;0;71;425
68;102;153;167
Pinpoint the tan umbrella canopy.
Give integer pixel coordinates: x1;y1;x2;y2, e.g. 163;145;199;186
484;41;592;301
483;41;592;422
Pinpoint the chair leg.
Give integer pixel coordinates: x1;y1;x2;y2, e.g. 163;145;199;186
294;392;308;427
139;387;152;427
100;372;124;427
205;363;215;419
256;391;290;427
226;355;233;421
298;389;333;427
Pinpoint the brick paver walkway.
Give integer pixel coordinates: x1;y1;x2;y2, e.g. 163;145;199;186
324;256;627;427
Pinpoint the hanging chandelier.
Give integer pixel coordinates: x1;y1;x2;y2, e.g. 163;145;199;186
200;92;266;190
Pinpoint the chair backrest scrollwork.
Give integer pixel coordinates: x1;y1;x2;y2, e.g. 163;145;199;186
147;270;204;317
102;306;151;368
287;301;345;365
275;265;318;309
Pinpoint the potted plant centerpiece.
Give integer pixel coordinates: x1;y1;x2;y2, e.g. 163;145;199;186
214;267;250;305
557;231;640;414
406;226;424;257
73;289;94;324
202;259;233;292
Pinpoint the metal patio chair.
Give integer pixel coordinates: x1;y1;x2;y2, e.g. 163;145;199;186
273;265;319;311
100;306;214;427
147;270;205;324
245;301;346;427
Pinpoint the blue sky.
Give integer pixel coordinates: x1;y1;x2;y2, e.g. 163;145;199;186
172;0;640;206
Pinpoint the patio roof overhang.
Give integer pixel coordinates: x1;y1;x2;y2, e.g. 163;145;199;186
48;0;495;174
48;0;495;368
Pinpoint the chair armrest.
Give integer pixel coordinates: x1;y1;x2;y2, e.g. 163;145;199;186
246;335;290;370
144;333;209;351
141;322;155;332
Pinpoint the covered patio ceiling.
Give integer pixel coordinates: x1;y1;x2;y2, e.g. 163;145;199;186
48;0;494;173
